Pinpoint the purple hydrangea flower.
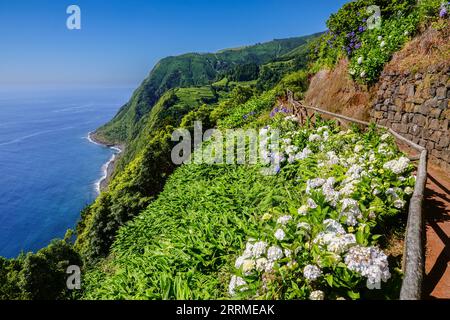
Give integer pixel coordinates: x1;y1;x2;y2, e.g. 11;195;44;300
440;7;447;18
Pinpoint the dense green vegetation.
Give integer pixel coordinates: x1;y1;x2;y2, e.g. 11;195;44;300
310;0;445;83
0;238;80;300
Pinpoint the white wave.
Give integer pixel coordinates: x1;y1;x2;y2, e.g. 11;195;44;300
87;132;122;195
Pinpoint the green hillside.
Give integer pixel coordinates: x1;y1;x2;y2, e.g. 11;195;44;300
94;34;321;145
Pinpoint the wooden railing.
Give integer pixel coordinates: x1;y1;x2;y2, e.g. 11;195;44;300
286;90;428;300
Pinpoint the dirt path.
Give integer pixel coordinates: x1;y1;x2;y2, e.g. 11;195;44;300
424;165;450;299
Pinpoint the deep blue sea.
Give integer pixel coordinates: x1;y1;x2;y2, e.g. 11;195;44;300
0;86;133;258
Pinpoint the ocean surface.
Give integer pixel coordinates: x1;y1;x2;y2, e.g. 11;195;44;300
0;86;133;258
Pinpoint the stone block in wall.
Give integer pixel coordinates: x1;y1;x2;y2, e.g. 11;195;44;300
443;150;450;163
427;141;435;150
394;98;404;109
394;112;402;122
430;108;442;118
389;105;398;112
413;97;425;104
414;104;429;115
429;119;441;130
436;134;450;150
438;99;448;110
407;84;415;97
373;111;384;119
413;114;426;126
401;114;409;124
437;87;447;100
409;124;422;136
428;87;437;99
405;102;414;112
430;130;442;143
419;139;427;147
393;123;408;134
441;119;449;131
444;109;450;120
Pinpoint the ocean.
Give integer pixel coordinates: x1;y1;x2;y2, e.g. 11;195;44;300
0;86;133;258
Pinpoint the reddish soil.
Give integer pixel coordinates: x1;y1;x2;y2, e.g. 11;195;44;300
424;165;450;299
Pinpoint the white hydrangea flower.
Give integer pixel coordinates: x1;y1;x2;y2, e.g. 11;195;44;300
309;134;322;142
252;241;268;258
296;147;312;160
357;56;363;65
284;115;298;122
235;256;247;269
309;290;325;300
297;222;311;233
378;143;389;154
383;157;410;174
242;259;255;275
344;246;391;290
267;245;284;261
255;258;268;272
360;71;366;78
323;219;346;234
326;151;340;165
317;126;329;133
380;133;390;141
303;265;322;281
284;249;292;258
277;215;292;225
243;242;254;257
322;177;339;207
380;41;386;48
354;144;364;153
340;198;363;226
404;187;414;195
306;178;326;194
378;36;383;41
229;275;247;296
274;229;286;241
298;205;309;216
307;198;318;209
394;199;406;209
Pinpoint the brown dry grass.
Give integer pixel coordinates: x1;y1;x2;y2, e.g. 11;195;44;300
385;22;450;73
304;59;372;121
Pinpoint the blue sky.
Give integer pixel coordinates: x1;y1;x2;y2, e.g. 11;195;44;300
0;0;349;87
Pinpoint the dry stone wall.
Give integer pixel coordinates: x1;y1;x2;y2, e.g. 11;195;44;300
371;63;450;171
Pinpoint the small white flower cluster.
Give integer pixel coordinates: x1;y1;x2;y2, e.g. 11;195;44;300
303;265;322;281
383;157;410;175
314;219;357;255
229;275;247;296
344;245;391;289
309;290;325;300
386;188;406;209
340;198;363;226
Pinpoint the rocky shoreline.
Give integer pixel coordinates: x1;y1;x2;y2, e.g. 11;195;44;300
87;132;124;193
